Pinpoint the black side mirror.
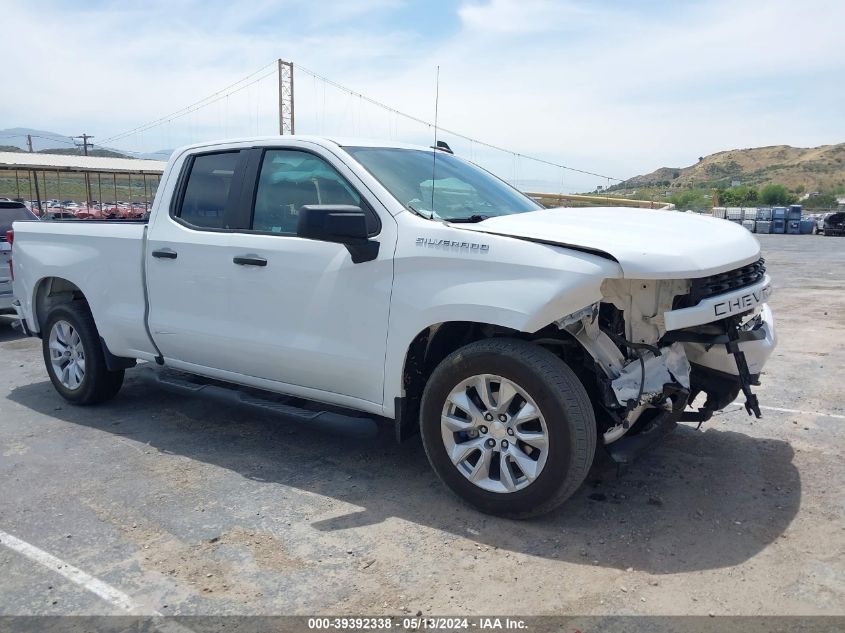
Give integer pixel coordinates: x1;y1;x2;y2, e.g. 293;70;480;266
297;205;367;242
296;205;379;263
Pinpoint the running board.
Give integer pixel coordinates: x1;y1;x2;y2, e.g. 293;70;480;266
138;367;379;438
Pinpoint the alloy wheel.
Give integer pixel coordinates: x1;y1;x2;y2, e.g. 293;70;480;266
440;374;549;493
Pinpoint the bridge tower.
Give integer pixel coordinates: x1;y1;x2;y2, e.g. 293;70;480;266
278;59;295;135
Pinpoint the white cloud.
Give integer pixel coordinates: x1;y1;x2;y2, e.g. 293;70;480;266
458;0;601;34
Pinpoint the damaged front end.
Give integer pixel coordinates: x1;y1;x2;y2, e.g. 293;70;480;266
555;259;775;464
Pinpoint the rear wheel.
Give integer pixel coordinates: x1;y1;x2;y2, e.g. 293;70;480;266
42;303;124;405
420;338;596;518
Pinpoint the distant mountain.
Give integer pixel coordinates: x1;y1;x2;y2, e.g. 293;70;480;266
0;127;170;161
36;147;132;159
135;149;173;161
611;143;845;194
0;127;78;152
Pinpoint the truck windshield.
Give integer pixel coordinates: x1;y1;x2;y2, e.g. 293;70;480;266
344;146;542;221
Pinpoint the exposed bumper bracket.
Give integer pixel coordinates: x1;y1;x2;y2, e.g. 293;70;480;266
725;317;762;418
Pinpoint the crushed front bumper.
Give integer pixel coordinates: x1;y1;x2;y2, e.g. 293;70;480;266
662;303;776;420
671;303;777;377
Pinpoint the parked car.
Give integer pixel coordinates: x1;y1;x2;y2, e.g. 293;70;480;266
820;212;845;236
128;202;149;218
0;201;39;314
75;205;104;220
43;210;78;220
8;136;777;517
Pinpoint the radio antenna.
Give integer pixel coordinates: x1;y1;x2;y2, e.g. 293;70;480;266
431;65;440;215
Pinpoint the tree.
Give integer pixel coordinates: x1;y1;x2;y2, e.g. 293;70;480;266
801;193;837;209
759;184;794;206
669;190;699;209
717;185;759;206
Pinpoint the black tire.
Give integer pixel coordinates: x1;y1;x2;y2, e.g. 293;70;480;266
420;338;596;518
41;302;124;405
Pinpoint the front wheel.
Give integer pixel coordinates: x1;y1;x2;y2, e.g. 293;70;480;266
42;303;124;405
420;338;596;518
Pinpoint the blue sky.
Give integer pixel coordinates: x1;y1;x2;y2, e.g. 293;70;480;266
3;0;844;191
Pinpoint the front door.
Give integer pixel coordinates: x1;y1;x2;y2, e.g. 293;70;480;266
223;145;395;406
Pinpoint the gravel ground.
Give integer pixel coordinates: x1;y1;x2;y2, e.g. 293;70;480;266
0;234;843;617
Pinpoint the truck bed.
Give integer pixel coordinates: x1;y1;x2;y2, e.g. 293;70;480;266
12;220;157;359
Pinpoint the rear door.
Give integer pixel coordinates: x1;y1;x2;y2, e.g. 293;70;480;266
145;149;248;368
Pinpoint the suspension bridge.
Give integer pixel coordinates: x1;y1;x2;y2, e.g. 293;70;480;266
4;59;664;208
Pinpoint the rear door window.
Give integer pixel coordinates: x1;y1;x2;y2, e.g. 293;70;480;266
175;151;241;229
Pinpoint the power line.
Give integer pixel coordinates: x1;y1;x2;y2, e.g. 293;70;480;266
93;58;621;183
0;134;78;147
101;68;277;145
295;63;623;182
99;61;277;145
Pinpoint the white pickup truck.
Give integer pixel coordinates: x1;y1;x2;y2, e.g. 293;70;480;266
9;136;776;517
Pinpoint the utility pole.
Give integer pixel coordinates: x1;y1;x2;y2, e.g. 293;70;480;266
27;134;42;214
278;59;295;135
73;134;94;204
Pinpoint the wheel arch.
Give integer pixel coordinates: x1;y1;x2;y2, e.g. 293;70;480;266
33;276;86;333
33;276;136;371
392;318;588;442
394;321;504;442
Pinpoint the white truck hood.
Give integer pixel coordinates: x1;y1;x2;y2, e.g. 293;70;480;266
455;207;761;279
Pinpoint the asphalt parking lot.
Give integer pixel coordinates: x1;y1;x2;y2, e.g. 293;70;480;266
1;234;843;617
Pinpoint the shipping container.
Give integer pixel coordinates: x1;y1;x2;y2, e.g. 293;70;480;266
741;207;759;221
